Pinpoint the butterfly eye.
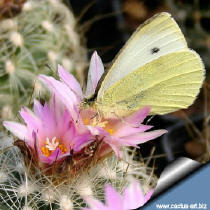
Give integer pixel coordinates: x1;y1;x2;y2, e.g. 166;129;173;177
151;47;160;54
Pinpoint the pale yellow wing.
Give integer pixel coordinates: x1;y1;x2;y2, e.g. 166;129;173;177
97;12;188;98
97;51;204;116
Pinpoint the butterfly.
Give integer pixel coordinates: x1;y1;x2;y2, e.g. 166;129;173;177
85;12;205;118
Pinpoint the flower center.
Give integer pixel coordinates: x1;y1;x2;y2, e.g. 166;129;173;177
41;137;67;157
83;118;114;135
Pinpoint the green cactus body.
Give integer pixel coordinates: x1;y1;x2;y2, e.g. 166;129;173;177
0;0;87;119
0;142;156;209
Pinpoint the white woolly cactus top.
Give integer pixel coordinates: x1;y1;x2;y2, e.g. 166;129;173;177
0;0;87;119
0;142;156;209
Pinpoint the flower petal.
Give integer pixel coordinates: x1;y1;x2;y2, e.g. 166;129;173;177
39;103;57;137
49;94;66;124
33;99;43;118
121;129;167;145
85;51;104;97
105;184;123;209
39;74;79;119
103;136;123;158
3;121;28;140
124;106;151;126
84;196;108;210
70;132;91;152
114;124;153;138
83;179;153;210
123;180;153;209
86;125;101;136
144;189;154;203
58;64;83;98
41;147;62;165
19;107;40;133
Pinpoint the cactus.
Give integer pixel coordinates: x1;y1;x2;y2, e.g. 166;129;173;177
0;0;87;120
0;138;157;209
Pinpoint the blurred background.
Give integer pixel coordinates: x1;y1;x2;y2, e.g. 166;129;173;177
0;0;210;177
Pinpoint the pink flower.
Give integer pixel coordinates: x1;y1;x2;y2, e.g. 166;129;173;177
84;179;154;210
3;95;91;166
39;51;167;158
3;51;167;170
38;51;104;116
82;106;166;158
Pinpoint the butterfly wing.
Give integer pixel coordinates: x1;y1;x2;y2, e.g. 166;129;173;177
97;12;188;98
96;12;205;116
98;51;204;116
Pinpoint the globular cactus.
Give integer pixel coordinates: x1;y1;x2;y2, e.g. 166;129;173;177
0;142;157;209
0;0;87;120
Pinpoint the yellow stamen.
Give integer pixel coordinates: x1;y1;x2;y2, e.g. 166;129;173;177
83;117;115;135
83;118;89;125
106;128;114;135
41;137;67;157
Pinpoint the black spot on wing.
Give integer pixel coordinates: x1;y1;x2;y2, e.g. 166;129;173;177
151;47;160;54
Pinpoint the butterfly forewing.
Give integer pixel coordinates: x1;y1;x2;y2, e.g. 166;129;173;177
97;12;188;98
